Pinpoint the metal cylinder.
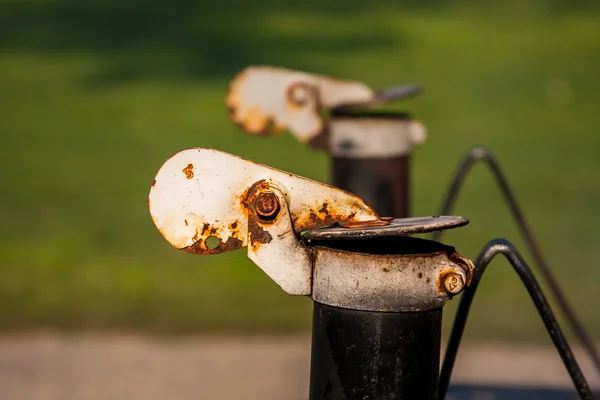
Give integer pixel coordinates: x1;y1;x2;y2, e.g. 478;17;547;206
328;113;426;218
308;236;472;400
309;303;442;400
332;156;410;218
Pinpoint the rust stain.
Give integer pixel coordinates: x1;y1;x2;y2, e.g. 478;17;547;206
226;69;278;136
318;203;328;214
151;179;156;187
261;117;285;135
182;235;243;255
239;179;385;235
179;219;245;255
200;223;210;236
240;180;271;212
232;112;284;136
184;219;188;226
437;270;458;294
338;219;391;229
248;223;273;250
292;198;386;233
254;192;280;219
182;164;194;179
228;220;241;242
242;107;270;133
449;252;474;286
286;82;316;109
296;209;337;230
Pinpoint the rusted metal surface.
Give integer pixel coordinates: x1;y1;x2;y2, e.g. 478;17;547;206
149;147;475;298
227;66;425;149
227;66;427;221
148;148;384;256
337;219;390;229
303;216;469;241
442;273;465;295
311;237;473;312
253;192;280;220
227;66;374;143
246;186;313;295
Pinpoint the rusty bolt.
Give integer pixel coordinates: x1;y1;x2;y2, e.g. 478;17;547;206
287;83;314;108
443;273;465;295
254;192;280;220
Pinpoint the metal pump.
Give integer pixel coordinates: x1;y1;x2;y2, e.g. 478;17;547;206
149;148;472;299
227;66;426;217
149;147;476;399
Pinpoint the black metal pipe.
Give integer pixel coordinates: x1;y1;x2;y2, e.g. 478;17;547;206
309;303;442;400
332;156;410;218
328;111;418;219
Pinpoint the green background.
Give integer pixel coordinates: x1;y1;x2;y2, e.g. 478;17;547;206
1;0;599;343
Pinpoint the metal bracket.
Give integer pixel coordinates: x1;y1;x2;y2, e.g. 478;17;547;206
149;148;473;304
245;183;313;295
226;66;426;155
149;148;388;294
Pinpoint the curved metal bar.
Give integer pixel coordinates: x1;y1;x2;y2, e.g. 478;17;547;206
432;147;600;375
438;239;594;400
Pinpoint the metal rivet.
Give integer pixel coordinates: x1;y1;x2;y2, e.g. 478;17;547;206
443;273;465;295
287;83;314;107
254;192;280;220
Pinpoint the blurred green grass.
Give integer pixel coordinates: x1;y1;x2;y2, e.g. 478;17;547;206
1;1;599;342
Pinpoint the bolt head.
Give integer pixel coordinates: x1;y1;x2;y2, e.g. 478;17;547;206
254;192;280;220
444;273;465;295
287;83;314;108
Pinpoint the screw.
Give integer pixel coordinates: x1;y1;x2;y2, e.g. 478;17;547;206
287;83;313;107
443;273;465;295
254;192;280;220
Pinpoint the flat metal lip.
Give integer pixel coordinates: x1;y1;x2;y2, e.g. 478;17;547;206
332;84;422;113
302;216;469;240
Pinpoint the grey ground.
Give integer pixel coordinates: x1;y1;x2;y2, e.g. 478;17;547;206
0;333;598;400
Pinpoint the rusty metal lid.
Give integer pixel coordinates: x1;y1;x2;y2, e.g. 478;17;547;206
302;216;468;240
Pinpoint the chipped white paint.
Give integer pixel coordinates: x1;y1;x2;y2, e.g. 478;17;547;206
149;148;473;298
247;187;312;295
148;148;380;253
227;66;374;142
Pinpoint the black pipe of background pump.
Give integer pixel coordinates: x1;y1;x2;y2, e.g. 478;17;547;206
329;112;414;219
332;156;410;218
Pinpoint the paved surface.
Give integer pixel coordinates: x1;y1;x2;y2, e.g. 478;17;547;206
0;333;598;399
